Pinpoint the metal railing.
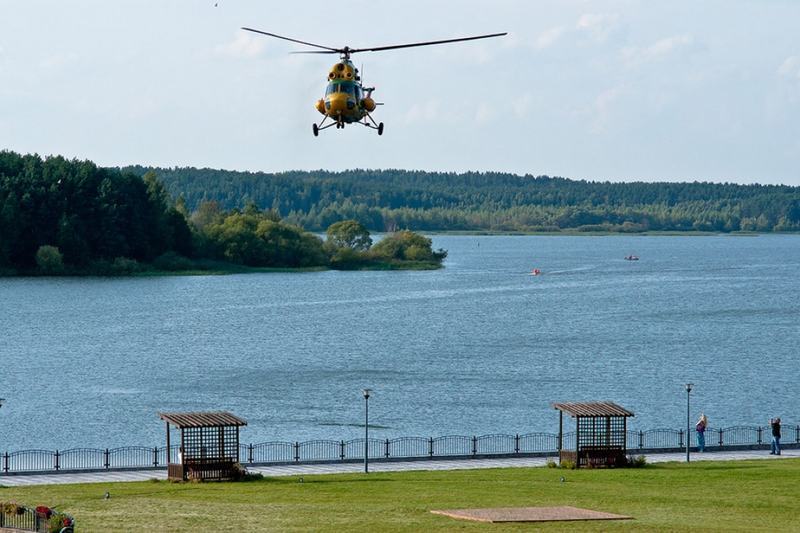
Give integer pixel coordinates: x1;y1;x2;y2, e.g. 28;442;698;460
1;424;796;475
0;503;74;532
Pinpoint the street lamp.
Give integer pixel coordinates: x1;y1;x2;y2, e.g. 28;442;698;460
362;389;372;474
685;383;693;463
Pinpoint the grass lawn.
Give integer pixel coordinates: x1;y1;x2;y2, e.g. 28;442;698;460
1;459;798;532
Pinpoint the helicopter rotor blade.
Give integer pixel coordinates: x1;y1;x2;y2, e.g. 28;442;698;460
289;50;338;54
241;27;341;52
348;32;507;54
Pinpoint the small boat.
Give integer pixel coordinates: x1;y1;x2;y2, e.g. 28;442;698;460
529;268;542;276
624;255;639;261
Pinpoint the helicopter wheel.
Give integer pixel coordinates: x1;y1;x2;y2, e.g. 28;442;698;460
377;122;384;136
312;123;319;137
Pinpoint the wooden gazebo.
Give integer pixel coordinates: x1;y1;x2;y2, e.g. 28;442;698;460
553;401;634;468
159;411;247;481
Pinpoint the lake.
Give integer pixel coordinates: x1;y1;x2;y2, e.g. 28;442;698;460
1;235;798;450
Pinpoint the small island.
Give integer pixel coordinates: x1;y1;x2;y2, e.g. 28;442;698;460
0;151;446;276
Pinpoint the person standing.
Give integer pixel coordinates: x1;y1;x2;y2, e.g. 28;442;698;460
696;414;708;452
770;417;781;455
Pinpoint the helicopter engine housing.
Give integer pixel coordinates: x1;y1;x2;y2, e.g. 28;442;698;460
361;97;376;112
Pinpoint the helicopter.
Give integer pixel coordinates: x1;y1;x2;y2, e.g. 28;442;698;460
241;27;506;136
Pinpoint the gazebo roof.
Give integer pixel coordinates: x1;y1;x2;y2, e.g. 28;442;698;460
159;411;247;428
552;401;634;418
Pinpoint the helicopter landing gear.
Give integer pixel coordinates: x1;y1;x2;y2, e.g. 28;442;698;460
362;112;384;135
312;116;337;136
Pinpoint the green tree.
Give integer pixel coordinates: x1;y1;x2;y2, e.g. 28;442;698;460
326;220;372;251
370;230;446;263
35;245;64;274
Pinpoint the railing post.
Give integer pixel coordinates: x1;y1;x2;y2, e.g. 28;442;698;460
718;428;723;447
678;429;684;449
54;449;60;471
248;444;254;464
796;425;799;444
472;436;477;457
153;447;159;467
515;434;520;454
639;430;644;449
385;438;390;458
294;442;300;463
429;437;434;457
339;440;345;461
104;448;110;469
757;427;762;445
3;451;8;473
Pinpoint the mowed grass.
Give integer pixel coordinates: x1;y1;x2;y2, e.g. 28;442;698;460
1;459;798;532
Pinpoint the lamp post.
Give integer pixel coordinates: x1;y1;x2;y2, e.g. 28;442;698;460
362;389;372;474
685;383;693;463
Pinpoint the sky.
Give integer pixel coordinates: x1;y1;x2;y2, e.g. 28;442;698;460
1;0;799;184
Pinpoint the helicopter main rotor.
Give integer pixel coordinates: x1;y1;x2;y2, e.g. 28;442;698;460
240;27;507;59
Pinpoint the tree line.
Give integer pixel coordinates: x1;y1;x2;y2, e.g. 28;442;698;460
0;151;444;275
120;166;800;233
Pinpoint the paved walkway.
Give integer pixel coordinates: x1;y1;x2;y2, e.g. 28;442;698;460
1;449;797;487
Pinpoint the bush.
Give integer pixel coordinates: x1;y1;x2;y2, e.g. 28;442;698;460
232;463;263;482
153;251;195;271
546;458;558;468
370;230;445;264
111;256;142;274
35;245;64;274
626;455;648;468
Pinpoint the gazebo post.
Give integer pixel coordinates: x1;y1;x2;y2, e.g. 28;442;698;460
558;410;563;464
165;421;171;463
180;428;186;480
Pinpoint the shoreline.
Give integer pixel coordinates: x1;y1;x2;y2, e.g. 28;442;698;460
0;259;443;278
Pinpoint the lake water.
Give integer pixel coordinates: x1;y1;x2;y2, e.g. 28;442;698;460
1;235;798;450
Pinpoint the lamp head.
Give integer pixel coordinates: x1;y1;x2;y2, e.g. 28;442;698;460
362;389;372;399
685;383;693;393
0;398;5;408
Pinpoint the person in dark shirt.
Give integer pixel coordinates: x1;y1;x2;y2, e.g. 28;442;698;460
770;417;781;455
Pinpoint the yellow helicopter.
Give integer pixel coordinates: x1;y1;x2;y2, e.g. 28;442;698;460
241;27;506;136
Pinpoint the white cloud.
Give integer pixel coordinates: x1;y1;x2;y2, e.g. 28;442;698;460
474;102;495;124
535;26;566;50
778;56;800;79
623;34;694;67
216;32;267;59
589;86;625;133
402;100;440;124
576;13;620;43
512;93;532;118
39;52;79;70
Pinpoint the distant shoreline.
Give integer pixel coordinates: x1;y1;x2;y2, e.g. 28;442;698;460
424;230;775;236
0;259;443;278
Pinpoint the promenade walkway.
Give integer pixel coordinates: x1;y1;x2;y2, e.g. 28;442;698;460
1;448;796;487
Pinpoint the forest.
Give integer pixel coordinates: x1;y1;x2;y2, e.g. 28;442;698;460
121;166;800;233
0;151;444;275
